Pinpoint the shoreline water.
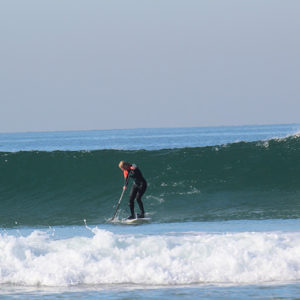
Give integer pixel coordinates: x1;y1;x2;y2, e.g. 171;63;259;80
1;282;300;300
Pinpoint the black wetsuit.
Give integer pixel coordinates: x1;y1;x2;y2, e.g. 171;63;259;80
125;165;147;218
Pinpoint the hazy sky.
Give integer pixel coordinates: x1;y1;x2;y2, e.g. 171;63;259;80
1;0;299;133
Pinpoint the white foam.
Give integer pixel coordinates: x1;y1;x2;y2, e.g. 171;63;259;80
1;229;300;286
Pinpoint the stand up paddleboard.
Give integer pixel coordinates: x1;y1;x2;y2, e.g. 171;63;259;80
123;217;151;224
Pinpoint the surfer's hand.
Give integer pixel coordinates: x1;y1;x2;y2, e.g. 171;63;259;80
123;186;127;190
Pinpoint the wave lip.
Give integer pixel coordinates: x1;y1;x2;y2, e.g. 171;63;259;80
1;229;300;286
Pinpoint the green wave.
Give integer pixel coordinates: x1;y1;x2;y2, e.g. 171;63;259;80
1;136;300;227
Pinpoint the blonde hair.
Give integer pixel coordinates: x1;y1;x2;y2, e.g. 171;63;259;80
119;161;131;169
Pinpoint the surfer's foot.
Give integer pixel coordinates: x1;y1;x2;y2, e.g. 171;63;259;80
127;215;135;220
137;213;144;219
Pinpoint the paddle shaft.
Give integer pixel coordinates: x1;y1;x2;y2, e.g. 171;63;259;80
111;175;130;220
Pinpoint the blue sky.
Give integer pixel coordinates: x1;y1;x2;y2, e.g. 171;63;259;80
0;0;299;132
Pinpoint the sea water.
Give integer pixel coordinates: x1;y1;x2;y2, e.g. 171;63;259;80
1;124;300;299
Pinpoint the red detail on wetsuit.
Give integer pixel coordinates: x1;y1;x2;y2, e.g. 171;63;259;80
123;165;134;178
123;165;135;180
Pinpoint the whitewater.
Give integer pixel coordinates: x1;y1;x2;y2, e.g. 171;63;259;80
1;221;300;287
1;124;300;299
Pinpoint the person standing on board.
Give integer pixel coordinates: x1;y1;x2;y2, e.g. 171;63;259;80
118;161;147;219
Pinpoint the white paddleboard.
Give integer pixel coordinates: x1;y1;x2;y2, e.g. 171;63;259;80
122;217;151;224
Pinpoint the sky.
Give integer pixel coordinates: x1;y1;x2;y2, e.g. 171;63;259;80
0;0;299;133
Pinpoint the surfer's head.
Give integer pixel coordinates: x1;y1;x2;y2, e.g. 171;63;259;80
119;161;131;170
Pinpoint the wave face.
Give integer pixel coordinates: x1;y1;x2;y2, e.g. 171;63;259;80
1;228;300;286
1;136;300;227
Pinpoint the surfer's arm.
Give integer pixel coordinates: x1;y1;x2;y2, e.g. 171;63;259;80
123;170;131;190
123;177;128;190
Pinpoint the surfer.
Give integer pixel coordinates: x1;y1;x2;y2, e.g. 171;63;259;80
118;161;147;220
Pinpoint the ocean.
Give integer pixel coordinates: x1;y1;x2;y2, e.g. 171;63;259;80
1;124;300;299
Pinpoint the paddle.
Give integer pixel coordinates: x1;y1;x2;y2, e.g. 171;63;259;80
111;175;130;221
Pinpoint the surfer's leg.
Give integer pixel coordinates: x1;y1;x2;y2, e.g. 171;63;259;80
136;198;145;218
128;184;138;218
136;183;147;218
